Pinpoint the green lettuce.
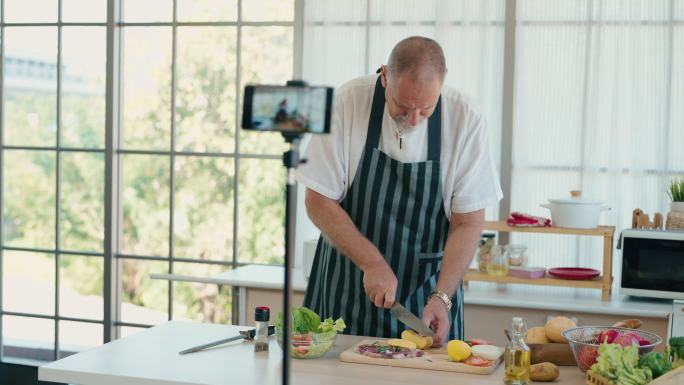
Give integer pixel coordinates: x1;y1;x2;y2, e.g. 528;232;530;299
591;343;653;385
319;317;346;333
276;306;335;334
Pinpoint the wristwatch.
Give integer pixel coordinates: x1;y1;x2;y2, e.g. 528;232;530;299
428;290;452;311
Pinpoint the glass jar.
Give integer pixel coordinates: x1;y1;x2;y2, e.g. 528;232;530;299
477;233;496;273
485;245;508;276
504;244;528;268
504;317;531;385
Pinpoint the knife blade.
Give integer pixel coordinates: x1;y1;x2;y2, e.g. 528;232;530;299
179;325;275;355
390;302;434;337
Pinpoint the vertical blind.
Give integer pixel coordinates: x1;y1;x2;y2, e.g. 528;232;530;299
300;0;683;281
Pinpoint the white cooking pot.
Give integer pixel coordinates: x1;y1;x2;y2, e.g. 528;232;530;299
540;192;610;229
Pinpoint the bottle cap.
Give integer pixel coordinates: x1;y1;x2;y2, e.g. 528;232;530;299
255;306;270;322
511;316;527;335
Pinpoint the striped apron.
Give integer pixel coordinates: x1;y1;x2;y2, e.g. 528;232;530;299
303;76;464;339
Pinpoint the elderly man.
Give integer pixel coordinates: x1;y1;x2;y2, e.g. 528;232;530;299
296;36;502;346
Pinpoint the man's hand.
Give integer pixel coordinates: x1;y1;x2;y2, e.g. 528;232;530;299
361;259;398;308
422;296;451;347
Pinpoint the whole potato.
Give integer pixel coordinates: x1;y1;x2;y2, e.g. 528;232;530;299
544;316;576;343
527;326;550;344
530;362;560;382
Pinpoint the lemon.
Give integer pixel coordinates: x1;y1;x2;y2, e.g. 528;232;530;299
447;340;471;362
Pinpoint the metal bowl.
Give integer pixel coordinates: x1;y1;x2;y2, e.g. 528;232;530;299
561;326;662;373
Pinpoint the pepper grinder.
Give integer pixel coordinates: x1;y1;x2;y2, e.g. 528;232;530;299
254;306;270;352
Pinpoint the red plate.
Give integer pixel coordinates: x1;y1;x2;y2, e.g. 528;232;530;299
548;267;600;280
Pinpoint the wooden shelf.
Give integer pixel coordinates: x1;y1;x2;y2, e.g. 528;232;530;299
463;269;610;290
472;221;616;301
484;221;615;236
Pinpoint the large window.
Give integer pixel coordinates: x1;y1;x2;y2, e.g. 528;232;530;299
0;0;294;364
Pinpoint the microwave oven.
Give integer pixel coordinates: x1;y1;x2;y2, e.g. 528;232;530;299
619;228;684;300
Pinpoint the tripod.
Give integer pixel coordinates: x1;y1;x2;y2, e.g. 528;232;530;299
281;131;304;385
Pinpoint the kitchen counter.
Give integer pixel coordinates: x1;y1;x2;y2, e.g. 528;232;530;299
153;264;672;318
39;321;587;385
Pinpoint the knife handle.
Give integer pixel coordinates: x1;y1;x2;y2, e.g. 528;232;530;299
179;326;275;355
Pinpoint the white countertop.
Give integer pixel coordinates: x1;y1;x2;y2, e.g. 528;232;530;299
39;321;587;385
152;265;672;318
151;264;309;292
463;282;672;318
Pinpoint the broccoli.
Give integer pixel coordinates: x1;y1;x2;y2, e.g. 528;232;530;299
638;351;672;378
670;337;684;369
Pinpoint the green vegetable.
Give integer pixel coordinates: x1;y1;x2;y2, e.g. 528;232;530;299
275;307;346;334
319;317;346;333
591;343;653;385
296;307;321;333
670;337;684;368
638;352;672;378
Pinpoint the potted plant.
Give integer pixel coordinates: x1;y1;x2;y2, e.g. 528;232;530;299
668;177;684;212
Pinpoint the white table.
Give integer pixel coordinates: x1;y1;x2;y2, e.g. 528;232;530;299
39;321;587;385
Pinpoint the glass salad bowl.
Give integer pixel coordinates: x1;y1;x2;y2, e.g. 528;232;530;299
275;329;338;359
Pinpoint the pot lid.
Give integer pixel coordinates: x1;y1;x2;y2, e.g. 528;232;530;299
548;196;603;205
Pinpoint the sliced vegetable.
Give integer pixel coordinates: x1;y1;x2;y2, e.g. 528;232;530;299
469;338;494;346
387;338;417;350
463;356;493;367
401;329;433;349
471;345;502;361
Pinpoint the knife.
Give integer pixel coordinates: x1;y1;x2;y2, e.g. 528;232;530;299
390;302;434;337
179;325;275;355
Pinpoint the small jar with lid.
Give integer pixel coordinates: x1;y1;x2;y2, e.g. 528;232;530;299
486;245;508;276
477;233;496;273
254;306;270;352
504;244;528;267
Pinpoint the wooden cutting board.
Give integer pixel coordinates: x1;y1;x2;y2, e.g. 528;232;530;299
339;339;502;374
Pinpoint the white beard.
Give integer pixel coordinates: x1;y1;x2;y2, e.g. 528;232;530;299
392;115;425;133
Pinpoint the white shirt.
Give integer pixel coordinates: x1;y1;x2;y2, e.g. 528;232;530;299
296;74;503;216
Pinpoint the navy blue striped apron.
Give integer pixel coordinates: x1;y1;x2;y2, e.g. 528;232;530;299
303;75;464;339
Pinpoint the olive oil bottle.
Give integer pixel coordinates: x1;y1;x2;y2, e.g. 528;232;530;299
504;317;530;385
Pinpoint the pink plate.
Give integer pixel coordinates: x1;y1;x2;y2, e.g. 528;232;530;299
548;267;600;280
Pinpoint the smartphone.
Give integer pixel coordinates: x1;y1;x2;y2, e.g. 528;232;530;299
242;85;333;134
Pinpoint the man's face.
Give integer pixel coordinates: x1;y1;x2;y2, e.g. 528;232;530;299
381;65;442;131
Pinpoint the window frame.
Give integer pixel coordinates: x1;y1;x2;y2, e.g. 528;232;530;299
0;0;299;364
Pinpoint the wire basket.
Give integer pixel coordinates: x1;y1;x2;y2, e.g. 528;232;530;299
561;326;662;373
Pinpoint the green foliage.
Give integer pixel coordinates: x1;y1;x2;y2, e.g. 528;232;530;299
3;23;291;326
668;177;684;202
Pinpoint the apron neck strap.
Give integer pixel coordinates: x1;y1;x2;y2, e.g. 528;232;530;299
367;75;442;161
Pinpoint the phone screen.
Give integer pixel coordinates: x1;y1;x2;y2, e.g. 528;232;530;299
242;85;333;134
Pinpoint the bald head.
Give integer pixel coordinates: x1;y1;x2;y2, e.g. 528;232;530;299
386;36;446;83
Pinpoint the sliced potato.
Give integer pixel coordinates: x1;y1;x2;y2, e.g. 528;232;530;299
387;338;417;350
401;329;433;349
